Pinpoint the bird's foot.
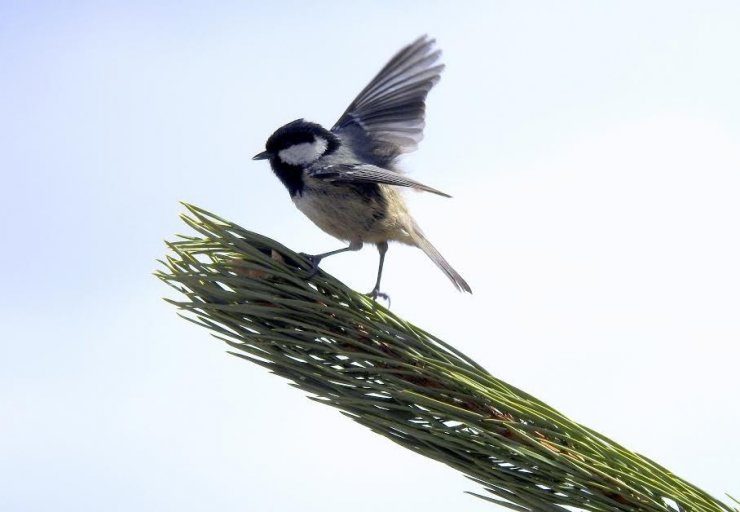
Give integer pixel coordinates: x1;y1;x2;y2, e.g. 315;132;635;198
300;253;322;278
366;288;390;306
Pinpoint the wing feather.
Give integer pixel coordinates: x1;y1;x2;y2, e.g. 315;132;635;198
332;35;444;167
308;164;451;198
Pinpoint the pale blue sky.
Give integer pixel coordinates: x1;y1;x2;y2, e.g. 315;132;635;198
1;2;739;511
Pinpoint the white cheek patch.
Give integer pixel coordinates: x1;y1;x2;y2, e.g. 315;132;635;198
278;137;328;166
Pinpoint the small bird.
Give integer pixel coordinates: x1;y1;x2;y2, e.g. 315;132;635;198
253;35;471;299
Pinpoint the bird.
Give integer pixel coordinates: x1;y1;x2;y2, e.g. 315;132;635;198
253;35;471;300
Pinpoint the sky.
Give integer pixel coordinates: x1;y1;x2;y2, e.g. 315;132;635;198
1;1;739;511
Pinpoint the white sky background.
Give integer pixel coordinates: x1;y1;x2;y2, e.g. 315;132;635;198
1;1;739;511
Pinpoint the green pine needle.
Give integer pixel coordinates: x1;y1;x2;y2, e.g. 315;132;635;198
156;203;736;512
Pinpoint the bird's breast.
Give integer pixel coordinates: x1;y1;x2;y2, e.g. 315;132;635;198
292;178;409;243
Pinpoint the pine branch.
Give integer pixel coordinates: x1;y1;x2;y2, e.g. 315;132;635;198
156;203;736;512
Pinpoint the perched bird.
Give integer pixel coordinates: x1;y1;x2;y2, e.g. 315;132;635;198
253;35;471;299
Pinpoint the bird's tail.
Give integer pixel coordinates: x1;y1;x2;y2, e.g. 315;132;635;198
410;223;472;293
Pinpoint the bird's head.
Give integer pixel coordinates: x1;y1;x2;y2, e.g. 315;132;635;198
253;119;340;168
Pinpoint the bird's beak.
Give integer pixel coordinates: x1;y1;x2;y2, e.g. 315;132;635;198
252;151;270;160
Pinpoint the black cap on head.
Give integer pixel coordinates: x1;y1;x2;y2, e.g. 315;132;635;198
264;119;340;155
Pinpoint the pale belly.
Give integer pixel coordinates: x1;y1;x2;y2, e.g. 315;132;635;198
292;181;414;244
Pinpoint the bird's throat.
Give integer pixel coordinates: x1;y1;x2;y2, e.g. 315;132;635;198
272;163;305;197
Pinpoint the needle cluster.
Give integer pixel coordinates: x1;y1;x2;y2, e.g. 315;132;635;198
157;203;736;512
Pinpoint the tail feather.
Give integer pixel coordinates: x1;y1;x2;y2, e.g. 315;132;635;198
411;227;472;293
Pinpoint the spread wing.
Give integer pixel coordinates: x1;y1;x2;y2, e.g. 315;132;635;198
331;35;444;167
308;164;451;197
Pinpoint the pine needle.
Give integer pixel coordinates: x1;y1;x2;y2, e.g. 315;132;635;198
156;203;736;512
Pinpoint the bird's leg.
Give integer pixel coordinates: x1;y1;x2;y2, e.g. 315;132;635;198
303;241;362;276
366;241;390;303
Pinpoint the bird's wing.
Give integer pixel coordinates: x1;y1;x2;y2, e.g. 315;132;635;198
331;35;444;167
308;163;451;198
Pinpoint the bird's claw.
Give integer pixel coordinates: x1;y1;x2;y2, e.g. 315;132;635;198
366;288;391;306
300;253;322;278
